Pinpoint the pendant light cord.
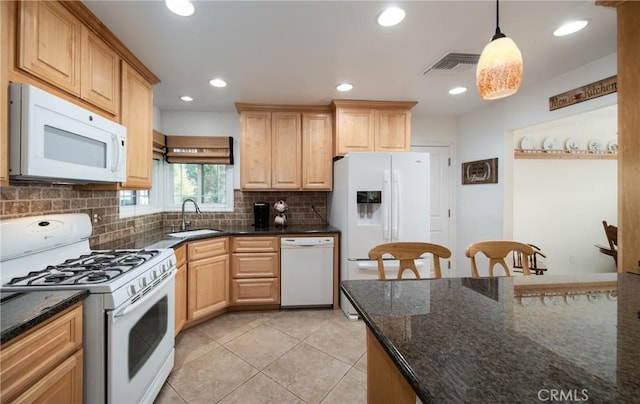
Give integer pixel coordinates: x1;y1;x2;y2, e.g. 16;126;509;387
492;0;506;40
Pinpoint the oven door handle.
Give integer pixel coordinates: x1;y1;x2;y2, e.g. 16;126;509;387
113;270;175;318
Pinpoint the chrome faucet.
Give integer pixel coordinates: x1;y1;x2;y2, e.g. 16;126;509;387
181;198;201;231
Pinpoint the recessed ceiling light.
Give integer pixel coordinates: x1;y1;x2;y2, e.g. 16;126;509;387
165;0;194;17
377;6;405;27
553;20;588;37
336;83;353;92
209;78;227;88
180;95;194;102
449;87;467;95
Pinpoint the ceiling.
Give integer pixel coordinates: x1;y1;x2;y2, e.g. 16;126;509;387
82;1;617;118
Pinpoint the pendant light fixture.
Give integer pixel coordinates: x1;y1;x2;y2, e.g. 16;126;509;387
476;0;523;100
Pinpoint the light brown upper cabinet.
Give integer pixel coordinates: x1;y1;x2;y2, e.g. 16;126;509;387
4;1;160;189
120;61;153;189
237;103;333;191
18;2;120;116
331;100;417;156
80;26;120;115
271;112;302;189
240;111;275;189
18;1;82;96
1;2;9;187
302;112;333;190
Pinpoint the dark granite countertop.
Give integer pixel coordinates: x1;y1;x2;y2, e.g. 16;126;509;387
1;290;88;345
341;273;640;403
93;225;340;250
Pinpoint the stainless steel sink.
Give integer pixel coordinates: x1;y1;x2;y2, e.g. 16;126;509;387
166;229;221;238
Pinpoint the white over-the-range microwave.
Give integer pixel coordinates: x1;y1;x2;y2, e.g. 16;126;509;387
8;82;127;183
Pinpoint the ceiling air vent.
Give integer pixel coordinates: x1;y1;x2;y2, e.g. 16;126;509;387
423;52;480;75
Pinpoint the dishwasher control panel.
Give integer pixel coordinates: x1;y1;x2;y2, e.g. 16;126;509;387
281;237;334;247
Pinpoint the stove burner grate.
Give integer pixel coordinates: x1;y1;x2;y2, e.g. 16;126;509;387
6;249;161;286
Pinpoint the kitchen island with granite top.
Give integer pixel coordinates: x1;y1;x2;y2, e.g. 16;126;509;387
341;273;640;403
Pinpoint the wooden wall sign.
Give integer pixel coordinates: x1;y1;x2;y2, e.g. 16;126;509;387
462;158;498;185
549;75;617;111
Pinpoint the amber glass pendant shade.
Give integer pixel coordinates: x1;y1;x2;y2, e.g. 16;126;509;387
476;36;523;100
476;0;523;100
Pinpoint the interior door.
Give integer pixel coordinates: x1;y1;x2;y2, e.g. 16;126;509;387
412;146;452;275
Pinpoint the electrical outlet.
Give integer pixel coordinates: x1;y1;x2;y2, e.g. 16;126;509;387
90;209;102;224
569;255;576;264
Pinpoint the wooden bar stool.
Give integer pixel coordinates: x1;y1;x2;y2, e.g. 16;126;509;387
368;242;452;280
465;240;535;278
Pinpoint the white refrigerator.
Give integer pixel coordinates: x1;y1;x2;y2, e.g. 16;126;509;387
328;152;430;319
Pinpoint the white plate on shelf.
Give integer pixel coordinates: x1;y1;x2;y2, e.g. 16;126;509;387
565;137;580;151
543;137;558;150
543;295;559;306
520;137;534;150
587;293;602;303
607;141;618;153
588;139;604;152
520;296;538;307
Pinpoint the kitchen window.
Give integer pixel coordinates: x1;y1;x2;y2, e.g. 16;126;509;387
119;160;163;218
119;135;234;217
166;163;234;211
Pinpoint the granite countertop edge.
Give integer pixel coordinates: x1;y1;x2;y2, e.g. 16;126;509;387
1;290;89;345
340;281;429;402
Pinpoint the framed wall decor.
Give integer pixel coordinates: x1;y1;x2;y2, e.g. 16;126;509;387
462;158;498;185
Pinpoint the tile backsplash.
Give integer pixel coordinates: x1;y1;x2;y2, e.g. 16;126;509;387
0;183;328;248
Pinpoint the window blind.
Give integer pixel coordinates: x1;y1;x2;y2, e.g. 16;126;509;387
165;136;234;164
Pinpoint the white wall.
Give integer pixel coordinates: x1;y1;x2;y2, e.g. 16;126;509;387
412;116;457;146
456;53;617;276
160;110;241;187
512;106;617;274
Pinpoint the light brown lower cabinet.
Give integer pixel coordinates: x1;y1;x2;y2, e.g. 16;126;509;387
187;237;230;321
174;244;187;335
230;236;280;305
0;303;83;403
230;278;279;305
367;328;415;404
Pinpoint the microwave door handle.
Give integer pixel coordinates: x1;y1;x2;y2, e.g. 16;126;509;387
111;134;124;172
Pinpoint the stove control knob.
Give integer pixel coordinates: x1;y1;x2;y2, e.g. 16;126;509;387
140;277;148;288
151;270;158;280
128;285;137;296
161;263;167;273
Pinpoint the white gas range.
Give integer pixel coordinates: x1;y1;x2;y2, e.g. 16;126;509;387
0;213;176;404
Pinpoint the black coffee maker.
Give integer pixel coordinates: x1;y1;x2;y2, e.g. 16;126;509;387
253;202;270;229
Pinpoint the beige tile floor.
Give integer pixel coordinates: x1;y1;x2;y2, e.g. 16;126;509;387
154;309;367;404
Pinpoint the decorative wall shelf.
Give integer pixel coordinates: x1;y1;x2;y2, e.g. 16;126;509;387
514;150;617;160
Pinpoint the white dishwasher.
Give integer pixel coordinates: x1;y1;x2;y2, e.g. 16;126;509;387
280;237;334;307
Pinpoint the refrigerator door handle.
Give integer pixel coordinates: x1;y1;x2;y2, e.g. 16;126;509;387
383;170;391;241
392;170;400;240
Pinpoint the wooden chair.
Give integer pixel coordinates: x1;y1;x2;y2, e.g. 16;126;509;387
512;243;547;275
465;241;535;278
602;220;618;267
368;242;452;280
